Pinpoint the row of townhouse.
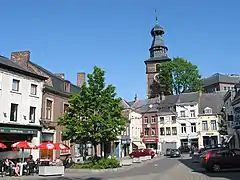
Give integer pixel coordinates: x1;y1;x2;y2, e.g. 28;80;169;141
120;91;225;156
223;83;240;148
0;51;85;161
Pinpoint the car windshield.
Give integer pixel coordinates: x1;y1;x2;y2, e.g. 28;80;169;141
171;149;178;152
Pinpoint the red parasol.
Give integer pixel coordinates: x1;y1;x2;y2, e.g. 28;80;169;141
0;142;7;149
37;142;55;150
11;141;37;149
54;143;70;150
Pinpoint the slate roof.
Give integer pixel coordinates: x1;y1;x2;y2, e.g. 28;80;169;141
199;92;226;115
202;73;240;87
177;92;200;104
0;56;46;80
29;61;80;94
120;100;131;109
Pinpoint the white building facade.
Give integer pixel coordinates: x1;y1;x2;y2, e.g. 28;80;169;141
0;56;46;160
176;102;200;148
158;112;179;154
129;110;144;152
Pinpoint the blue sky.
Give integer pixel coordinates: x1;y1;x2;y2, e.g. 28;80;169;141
1;1;240;101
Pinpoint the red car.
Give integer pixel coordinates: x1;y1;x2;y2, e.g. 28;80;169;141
130;149;155;159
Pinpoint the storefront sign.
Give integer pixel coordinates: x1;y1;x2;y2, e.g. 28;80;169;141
142;138;158;142
121;139;131;144
0;127;38;136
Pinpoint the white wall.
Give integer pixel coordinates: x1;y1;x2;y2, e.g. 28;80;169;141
0;69;44;160
176;104;199;141
129;111;142;142
158;114;180;148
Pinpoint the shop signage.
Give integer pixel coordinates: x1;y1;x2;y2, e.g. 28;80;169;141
121;139;131;144
142;138;158;142
0;127;38;136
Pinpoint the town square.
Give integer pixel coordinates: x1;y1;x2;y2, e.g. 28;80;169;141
0;1;240;180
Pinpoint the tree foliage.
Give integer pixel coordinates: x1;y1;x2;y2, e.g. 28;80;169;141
157;57;202;95
58;66;126;153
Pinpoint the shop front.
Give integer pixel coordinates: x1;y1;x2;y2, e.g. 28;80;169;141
142;138;158;151
0;124;40;160
200;132;219;147
40;131;55;159
121;139;131;157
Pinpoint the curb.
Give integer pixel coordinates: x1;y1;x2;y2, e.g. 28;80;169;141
66;155;165;174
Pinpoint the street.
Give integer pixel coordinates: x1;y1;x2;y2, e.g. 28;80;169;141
10;155;239;180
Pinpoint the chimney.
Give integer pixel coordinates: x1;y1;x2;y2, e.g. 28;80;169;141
11;51;30;67
77;72;86;87
55;73;65;79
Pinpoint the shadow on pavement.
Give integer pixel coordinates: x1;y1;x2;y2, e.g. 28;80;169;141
41;177;103;180
178;158;240;180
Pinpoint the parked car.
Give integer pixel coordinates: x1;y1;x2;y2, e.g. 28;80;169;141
170;149;181;158
199;144;228;155
179;146;190;153
165;148;172;156
200;148;240;172
130;149;155;159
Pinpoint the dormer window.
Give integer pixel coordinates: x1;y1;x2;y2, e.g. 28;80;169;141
64;80;70;92
204;107;212;114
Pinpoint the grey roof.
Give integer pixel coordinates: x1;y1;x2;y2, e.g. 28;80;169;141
199;92;226;114
29;61;80;94
0;56;46;80
120;100;131;109
177;92;200;104
203;73;240;87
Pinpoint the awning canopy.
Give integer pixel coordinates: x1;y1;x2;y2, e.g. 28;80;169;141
225;134;234;143
133;142;146;149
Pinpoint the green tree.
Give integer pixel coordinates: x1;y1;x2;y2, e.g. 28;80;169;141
58;66;126;157
157;57;202;95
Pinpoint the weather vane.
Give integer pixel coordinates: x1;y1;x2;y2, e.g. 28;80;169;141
155;9;158;24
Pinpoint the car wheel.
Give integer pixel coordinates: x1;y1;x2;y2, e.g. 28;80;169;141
212;164;221;172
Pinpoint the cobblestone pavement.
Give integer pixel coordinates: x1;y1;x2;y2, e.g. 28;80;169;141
2;155;240;180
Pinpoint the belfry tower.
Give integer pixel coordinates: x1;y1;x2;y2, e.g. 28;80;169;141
145;15;171;98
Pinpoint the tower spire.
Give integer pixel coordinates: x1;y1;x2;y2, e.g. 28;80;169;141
155;9;158;24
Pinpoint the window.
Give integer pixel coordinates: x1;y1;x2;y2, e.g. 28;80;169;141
224;87;227;91
10;103;18;121
204;108;212;114
151;116;156;123
171;116;176;123
151;128;156;136
144;128;149;136
228;87;230;90
144;117;148;124
181;124;186;133
160;127;165;135
191;123;196;132
12;79;20;91
30;84;37;95
190;110;195;117
202;121;208;131
63;104;69;113
46;99;53;120
180;111;185;117
211;120;217;130
166;127;171;135
172;127;177;135
29;106;36;123
160;117;164;124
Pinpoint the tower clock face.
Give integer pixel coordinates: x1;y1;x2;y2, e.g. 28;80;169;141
154;73;159;82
